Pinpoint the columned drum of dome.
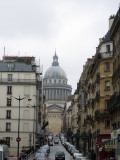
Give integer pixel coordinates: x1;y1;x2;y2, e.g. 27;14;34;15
43;52;72;135
43;53;72;102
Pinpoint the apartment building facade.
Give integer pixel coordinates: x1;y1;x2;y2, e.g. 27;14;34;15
77;19;114;159
108;7;120;160
0;56;42;157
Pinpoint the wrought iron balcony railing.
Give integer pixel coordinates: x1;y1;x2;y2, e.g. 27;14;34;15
0;78;37;84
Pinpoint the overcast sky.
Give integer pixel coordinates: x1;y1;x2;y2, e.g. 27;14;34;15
0;0;119;93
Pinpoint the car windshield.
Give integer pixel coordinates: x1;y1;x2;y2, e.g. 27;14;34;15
75;150;79;153
56;152;64;155
36;153;45;158
76;157;86;160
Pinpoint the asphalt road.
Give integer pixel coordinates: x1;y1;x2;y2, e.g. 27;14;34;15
28;140;74;160
48;141;73;160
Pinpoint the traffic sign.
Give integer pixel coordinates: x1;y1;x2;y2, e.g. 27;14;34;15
16;137;21;142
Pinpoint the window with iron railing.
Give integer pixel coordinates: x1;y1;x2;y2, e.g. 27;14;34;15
6;137;10;147
105;120;110;128
8;74;12;82
6;123;11;131
7;98;11;106
6;110;11;119
105;80;110;90
7;86;12;95
105;62;110;71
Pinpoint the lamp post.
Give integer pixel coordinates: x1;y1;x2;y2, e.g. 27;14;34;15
10;95;31;159
26;104;37;153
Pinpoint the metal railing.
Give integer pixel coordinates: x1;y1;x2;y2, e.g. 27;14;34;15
0;78;37;84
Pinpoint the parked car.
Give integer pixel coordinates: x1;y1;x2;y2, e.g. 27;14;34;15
41;144;50;153
73;153;83;159
48;140;53;146
8;157;18;160
55;151;65;160
68;144;76;153
54;139;59;144
75;157;87;160
37;148;48;156
34;152;46;160
71;149;79;156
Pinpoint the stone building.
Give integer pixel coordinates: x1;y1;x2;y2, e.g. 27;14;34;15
77;17;114;159
0;56;43;157
43;52;72;135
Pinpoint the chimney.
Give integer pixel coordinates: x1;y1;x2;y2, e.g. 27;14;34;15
109;15;115;29
99;38;103;44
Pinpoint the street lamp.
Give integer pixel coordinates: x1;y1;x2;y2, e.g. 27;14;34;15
10;95;31;159
26;104;37;153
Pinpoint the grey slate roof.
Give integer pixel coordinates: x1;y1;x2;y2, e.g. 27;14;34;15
0;62;33;72
103;31;110;42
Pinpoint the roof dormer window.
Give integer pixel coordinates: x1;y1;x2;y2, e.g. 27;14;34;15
8;63;14;71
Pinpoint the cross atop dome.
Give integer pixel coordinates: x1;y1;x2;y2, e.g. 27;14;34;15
52;50;59;66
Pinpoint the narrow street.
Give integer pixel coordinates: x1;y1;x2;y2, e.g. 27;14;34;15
28;141;74;160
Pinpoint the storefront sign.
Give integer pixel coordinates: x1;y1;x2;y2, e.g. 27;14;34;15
105;145;115;151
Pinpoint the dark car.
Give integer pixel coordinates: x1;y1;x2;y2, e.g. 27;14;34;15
55;151;65;160
54;139;59;144
48;140;53;146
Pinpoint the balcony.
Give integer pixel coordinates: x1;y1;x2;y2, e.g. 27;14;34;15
100;51;113;58
96;73;100;83
91;83;96;92
89;116;95;126
87;100;90;107
95;109;100;120
112;65;120;83
100;109;111;118
0;78;37;84
95;90;100;102
86;115;91;124
91;98;95;106
83;119;87;127
107;92;119;111
77;104;81;109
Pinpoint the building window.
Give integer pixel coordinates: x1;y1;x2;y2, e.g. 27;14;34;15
105;100;108;109
6;110;11;119
105;62;110;71
49;80;51;84
106;45;110;52
54;80;56;84
7;86;12;95
6;123;11;131
6;137;10;147
8;63;14;71
105;81;110;90
8;74;12;82
59;80;61;84
7;98;11;106
105;120;110;128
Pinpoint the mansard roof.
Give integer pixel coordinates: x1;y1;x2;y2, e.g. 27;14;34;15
0;62;33;72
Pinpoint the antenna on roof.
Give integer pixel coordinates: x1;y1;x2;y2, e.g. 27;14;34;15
4;46;5;57
55;48;56;55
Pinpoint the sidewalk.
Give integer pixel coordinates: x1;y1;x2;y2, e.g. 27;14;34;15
27;153;34;160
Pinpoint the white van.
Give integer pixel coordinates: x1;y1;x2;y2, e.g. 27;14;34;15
0;144;9;160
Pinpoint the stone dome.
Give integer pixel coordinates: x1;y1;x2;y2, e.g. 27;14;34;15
44;53;67;80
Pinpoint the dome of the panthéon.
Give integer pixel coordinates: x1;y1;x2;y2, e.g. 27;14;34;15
44;53;67;80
